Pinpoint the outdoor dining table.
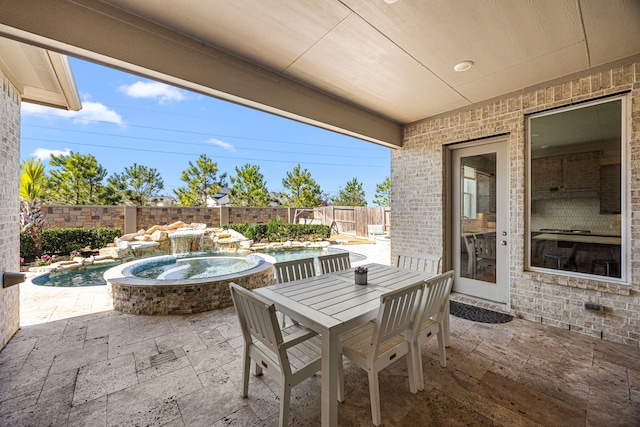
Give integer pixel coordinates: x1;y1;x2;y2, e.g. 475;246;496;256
253;262;436;427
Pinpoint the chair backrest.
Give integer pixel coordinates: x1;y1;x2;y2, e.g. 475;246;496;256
318;252;351;274
474;238;496;260
370;281;424;361
229;282;286;365
274;257;316;283
415;270;454;329
395;252;442;274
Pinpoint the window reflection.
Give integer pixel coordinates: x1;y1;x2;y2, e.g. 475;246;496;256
460;154;496;283
528;98;623;279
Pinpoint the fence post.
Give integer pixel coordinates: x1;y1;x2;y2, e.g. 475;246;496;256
219;206;229;227
123;206;137;234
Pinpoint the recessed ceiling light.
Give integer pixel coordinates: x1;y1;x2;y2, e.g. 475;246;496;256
384;0;398;4
454;61;474;72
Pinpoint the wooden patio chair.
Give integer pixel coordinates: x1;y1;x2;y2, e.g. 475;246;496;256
274;257;316;284
229;282;324;427
395;251;449;347
411;270;454;391
395;252;442;274
474;237;496;278
318;252;351;274
338;280;425;426
273;257;316;326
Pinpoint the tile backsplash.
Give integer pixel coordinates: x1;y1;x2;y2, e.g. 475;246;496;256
531;199;621;235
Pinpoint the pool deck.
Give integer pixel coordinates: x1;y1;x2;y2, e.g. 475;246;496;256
2;238;639;426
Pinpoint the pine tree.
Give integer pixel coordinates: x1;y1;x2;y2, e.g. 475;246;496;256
281;164;322;207
229;164;272;207
331;177;367;206
174;154;227;206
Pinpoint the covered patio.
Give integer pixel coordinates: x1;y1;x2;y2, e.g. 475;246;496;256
1;1;640;425
0;243;638;426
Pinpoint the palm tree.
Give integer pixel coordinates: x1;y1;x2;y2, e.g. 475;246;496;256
20;158;47;254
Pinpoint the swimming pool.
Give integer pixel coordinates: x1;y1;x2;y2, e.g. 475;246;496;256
31;265;114;287
31;247;365;287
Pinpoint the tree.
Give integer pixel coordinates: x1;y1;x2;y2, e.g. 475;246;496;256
174;154;227;206
107;163;165;205
373;176;391;207
19;158;47;254
229;164;272;207
281;164;323;207
331;177;367;206
45;151;108;204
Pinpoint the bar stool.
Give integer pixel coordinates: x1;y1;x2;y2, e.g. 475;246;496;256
591;259;618;277
543;254;565;269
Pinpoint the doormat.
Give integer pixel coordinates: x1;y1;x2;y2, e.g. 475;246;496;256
450;301;513;324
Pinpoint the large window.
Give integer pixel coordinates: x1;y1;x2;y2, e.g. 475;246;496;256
527;97;625;280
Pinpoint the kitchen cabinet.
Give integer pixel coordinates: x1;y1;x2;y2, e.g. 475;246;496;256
531;152;600;200
599;163;621;214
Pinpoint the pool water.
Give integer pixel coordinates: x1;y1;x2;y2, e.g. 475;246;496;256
127;256;262;280
32;247;365;287
264;247;365;263
32;265;115;287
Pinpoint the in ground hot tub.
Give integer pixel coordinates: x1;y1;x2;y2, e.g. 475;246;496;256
104;254;274;315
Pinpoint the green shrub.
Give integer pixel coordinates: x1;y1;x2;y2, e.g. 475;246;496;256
225;222;330;242
20;232;36;258
39;227;122;255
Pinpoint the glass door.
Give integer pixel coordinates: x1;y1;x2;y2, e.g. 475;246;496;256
451;138;509;303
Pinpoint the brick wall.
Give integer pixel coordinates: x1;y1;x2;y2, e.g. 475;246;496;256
393;59;640;347
0;71;21;349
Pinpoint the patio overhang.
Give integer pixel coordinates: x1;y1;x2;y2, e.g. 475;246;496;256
0;0;402;148
2;1;640;149
0;37;81;111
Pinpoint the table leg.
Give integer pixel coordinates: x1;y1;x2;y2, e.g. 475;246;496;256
321;331;339;427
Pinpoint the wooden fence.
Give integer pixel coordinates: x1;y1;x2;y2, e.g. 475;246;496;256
312;206;390;238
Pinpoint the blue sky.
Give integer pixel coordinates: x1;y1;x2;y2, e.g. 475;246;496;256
20;57;390;204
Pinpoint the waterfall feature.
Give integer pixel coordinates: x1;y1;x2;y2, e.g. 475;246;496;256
169;229;205;255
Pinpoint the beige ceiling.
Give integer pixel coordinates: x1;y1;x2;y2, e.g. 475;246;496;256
1;0;639;147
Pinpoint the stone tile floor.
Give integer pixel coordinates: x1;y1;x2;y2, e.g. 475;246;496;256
1;241;639;426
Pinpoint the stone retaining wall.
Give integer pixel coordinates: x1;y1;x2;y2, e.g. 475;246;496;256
42;205;294;232
44;205;124;229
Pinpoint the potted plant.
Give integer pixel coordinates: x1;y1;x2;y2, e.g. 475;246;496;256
354;266;368;285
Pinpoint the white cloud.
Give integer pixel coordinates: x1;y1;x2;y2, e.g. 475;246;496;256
119;81;186;104
32;148;71;160
21;101;124;126
208;138;235;151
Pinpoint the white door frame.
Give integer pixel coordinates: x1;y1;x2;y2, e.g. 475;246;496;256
447;136;510;304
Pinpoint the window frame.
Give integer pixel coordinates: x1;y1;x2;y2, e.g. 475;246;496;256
525;94;628;283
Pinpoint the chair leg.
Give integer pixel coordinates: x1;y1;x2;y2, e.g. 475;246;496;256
406;347;418;394
368;371;382;426
436;329;447;367
279;384;291;427
252;360;263;376
443;299;451;347
412;341;425;391
241;349;251;397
